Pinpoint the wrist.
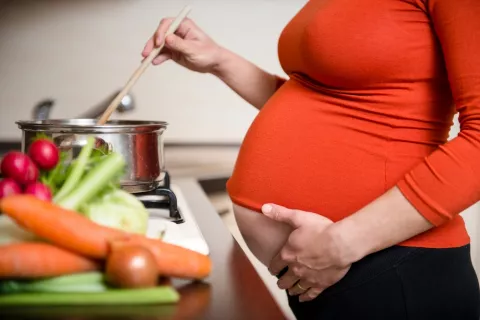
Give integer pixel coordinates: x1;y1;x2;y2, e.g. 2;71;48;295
326;219;370;267
210;47;235;78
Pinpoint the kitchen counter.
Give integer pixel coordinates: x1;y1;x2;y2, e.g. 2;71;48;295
0;178;287;320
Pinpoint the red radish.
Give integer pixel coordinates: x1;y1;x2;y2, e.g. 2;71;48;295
24;182;52;201
0;178;22;199
0;152;39;184
28;139;59;170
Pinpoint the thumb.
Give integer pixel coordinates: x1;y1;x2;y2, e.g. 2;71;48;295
164;34;189;53
262;204;301;228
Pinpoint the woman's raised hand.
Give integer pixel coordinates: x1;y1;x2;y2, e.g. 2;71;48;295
142;17;224;74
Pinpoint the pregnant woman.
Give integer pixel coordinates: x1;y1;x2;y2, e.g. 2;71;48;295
143;0;480;319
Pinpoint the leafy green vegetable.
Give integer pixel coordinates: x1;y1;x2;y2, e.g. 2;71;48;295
0;286;180;306
39;150;69;195
80;189;149;234
36;134;115;198
91;142;111;157
37;135;150;235
56;152;126;211
53;137;96;203
0;272;109;294
30;133;52;143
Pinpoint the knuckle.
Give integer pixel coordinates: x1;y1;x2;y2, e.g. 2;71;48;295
160;17;173;25
279;251;292;262
288;235;301;249
290;215;299;226
158;18;173;32
306;277;318;285
291;266;303;277
276;207;287;215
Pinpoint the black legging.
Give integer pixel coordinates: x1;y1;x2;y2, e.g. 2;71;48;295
279;245;480;320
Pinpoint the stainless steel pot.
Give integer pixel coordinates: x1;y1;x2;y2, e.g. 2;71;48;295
16;119;168;193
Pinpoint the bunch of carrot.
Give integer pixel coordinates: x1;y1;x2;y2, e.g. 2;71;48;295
0;195;212;281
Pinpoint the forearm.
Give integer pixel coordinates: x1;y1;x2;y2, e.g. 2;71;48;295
211;48;284;110
330;187;434;266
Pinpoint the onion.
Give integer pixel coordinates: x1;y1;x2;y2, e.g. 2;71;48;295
105;244;158;289
28;139;60;170
0;152;39;185
24;182;52;201
0;178;22;199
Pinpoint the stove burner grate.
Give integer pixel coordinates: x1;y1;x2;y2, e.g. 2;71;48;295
134;172;184;224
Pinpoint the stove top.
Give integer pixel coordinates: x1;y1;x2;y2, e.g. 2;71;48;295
135;172;209;255
134;172;183;223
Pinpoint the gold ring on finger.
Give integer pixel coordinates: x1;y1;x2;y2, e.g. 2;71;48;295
296;282;307;291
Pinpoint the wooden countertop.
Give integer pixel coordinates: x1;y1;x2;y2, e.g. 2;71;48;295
0;178;287;320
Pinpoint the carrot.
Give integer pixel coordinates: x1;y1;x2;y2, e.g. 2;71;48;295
0;195;126;259
111;237;212;280
1;195;212;280
0;242;100;278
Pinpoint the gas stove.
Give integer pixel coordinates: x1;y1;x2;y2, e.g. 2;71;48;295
134;172;209;255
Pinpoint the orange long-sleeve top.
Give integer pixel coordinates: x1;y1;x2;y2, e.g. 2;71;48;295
226;0;480;248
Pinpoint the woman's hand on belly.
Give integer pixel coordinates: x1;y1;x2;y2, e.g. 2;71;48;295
261;203;352;302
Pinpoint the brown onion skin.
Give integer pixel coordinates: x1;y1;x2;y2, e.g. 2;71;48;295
105;244;159;289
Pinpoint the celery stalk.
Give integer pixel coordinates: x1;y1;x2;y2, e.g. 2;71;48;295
0;272;108;294
0;286;180;306
53;137;96;203
57;152;126;211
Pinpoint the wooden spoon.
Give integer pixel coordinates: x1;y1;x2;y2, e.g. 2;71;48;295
97;5;193;125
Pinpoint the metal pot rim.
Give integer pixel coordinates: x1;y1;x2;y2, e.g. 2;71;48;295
16;119;168;133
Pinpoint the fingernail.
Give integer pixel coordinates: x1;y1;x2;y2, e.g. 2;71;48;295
262;204;273;215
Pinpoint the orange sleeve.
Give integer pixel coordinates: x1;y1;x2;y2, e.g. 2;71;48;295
397;0;480;226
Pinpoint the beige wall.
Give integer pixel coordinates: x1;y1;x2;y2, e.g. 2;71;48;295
0;0;306;142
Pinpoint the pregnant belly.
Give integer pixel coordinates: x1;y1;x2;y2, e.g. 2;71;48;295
226;80;413;265
227;81;393;221
227;79;467;261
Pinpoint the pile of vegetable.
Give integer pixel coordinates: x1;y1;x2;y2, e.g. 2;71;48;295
0;136;212;306
0;136;149;234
